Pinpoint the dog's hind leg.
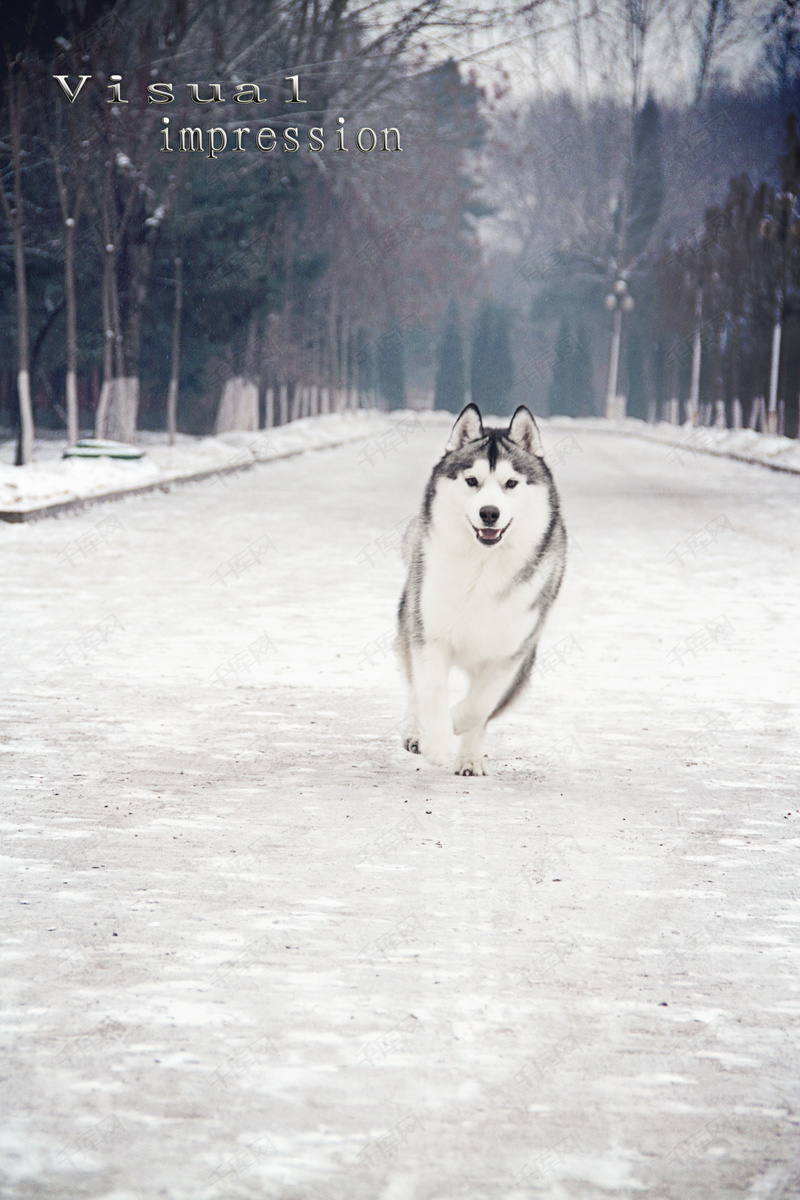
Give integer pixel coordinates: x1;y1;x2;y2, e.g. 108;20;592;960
402;701;421;754
396;622;421;753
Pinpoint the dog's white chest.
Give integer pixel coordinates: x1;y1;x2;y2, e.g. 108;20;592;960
420;541;536;666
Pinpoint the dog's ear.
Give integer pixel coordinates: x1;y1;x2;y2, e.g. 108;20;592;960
507;406;544;457
445;404;484;452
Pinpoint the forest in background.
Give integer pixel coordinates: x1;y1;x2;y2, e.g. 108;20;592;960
2;0;800;461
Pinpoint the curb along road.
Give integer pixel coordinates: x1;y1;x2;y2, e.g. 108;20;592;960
3;414;798;524
0;422;390;524
555;418;800;476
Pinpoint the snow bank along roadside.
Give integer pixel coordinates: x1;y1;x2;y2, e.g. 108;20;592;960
2;408;796;524
0;410;423;523
550;415;800;475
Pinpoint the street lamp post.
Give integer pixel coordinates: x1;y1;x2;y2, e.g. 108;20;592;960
604;278;634;419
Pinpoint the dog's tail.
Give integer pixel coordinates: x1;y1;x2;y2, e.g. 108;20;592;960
401;516;421;569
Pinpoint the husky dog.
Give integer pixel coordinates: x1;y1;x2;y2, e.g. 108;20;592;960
397;404;567;775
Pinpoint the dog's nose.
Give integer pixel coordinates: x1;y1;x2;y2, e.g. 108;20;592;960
479;506;500;526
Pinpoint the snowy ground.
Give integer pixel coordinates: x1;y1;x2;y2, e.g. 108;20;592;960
1;419;799;1200
3;413;798;521
3;412;799;522
551;418;800;476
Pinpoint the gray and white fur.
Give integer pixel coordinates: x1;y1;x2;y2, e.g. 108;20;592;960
397;404;567;775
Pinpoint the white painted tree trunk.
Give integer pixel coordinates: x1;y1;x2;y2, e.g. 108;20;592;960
748;396;766;431
95;379;111;439
768;319;781;435
105;376;140;443
64;219;80;447
17;370;34;464
66;370;79;446
215;377;258;434
605;307;622;419
2;74;35;464
167;257;182;446
688;288;703;426
166;378;178;445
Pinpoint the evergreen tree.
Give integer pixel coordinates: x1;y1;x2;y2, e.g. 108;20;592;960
547;319;574;415
548;320;595;416
780;112;800;192
470;301;514;415
626;94;665;260
434;299;466;411
377;325;406;410
356;328;375;397
626;323;648;420
420;59;486;151
573;324;594;415
763;0;800;93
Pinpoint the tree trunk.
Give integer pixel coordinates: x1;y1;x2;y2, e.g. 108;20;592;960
767;312;782;435
95;240;116;438
0;69;35;464
605;306;622;418
95;274;113;437
167;257;182;444
688;287;703;425
64;216;79;444
105;377;139;443
52;135;85;447
97;162;128;440
215;376;258;433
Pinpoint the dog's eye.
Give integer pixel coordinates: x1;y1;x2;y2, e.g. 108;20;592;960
465;476;479;488
505;479;519;489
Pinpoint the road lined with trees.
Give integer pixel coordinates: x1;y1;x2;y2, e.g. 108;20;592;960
2;0;800;460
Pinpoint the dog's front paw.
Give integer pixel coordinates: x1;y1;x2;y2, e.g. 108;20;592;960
455;754;488;777
421;736;456;769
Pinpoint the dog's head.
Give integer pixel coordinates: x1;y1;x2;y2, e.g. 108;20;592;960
426;404;556;548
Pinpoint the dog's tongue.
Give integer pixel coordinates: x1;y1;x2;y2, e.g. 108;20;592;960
479;527;501;541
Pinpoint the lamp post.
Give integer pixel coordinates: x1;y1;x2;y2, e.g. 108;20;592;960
604;278;634;419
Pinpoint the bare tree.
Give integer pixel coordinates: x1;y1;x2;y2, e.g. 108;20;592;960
0;60;35;464
762;0;800;92
167;256;182;444
51;118;89;445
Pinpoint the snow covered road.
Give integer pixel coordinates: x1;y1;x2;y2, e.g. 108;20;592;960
2;419;799;1200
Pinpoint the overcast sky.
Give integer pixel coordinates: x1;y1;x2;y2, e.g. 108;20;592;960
417;0;769;109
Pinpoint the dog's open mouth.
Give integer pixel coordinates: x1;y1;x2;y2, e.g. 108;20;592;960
472;521;511;545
